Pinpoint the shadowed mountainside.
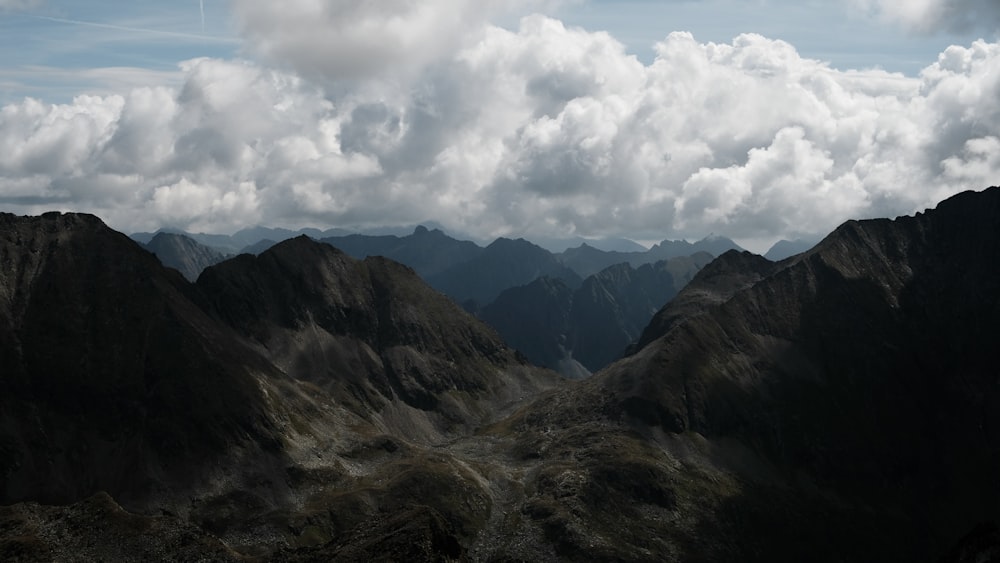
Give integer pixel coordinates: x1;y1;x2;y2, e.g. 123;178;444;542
504;186;1000;561
3;186;999;562
0;212;285;508
142;231;229;281
0;213;561;559
481;253;713;377
196;236;558;437
427;237;583;308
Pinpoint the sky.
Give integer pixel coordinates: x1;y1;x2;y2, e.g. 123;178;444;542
1;1;999;251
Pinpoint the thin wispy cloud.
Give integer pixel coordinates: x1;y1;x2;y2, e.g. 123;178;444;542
29;14;236;43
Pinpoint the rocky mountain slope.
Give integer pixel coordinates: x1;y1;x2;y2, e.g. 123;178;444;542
3;186;999;562
507;186;1000;561
196;235;556;437
0;212;285;509
0;213;561;559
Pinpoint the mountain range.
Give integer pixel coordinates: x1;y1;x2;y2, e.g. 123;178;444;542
137;225;741;375
2;186;998;561
133;224;743;291
480;253;714;377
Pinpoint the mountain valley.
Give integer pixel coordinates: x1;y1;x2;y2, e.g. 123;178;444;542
2;187;999;561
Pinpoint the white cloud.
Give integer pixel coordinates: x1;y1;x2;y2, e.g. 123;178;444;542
228;0;549;82
2;14;1000;245
857;0;1000;34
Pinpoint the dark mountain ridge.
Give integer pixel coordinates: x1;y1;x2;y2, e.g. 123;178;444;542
132;224;742;307
510;186;1000;561
4;187;999;562
197;236;553;434
0;212;562;559
0;212;284;508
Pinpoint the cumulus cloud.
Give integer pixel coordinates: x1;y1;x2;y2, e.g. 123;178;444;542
2;14;1000;246
229;0;552;81
857;0;1000;34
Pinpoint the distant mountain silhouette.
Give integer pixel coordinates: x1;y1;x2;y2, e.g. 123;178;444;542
131;226;739;301
322;225;483;278
528;234;648;253
131;226;350;256
763;237;818;261
142;232;229;281
238;238;279;255
481;253;712;377
427;237;583;307
557;234;743;277
229;225;350;249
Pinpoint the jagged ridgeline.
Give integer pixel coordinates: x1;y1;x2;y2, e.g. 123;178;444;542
0;212;560;560
138;224;740;378
1;186;999;562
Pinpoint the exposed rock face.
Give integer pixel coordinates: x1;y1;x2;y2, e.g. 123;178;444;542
142;231;229;281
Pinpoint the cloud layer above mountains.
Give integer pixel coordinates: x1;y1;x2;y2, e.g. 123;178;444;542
2;0;1000;245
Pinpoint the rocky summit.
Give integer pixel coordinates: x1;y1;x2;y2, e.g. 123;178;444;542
2;186;1000;562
